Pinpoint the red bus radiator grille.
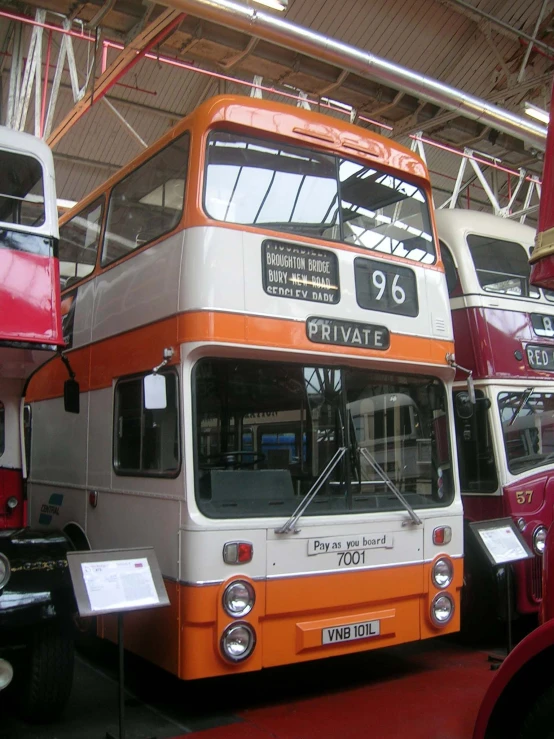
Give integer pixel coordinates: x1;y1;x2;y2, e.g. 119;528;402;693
529;556;543;602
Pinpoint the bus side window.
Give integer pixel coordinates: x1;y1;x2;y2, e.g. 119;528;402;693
114;371;180;477
102;132;190;266
439;241;462;298
59;196;104;289
467;234;540;298
0;150;45;228
453;390;497;493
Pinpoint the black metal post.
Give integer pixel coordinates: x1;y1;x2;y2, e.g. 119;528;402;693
106;613;126;739
488;564;512;670
506;565;513;654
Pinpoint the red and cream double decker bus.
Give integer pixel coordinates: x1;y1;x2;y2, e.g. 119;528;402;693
0;126;74;721
26;95;462;680
436;208;554;620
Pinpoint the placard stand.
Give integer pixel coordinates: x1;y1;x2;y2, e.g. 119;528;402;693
469;518;534;667
67;547;170;739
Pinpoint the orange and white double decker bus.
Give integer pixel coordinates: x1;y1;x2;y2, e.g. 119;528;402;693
26;95;462;680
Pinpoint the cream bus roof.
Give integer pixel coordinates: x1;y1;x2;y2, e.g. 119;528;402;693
0;125;58;240
435;208;535;249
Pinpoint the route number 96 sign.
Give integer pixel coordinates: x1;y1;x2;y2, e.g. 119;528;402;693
354;257;419;317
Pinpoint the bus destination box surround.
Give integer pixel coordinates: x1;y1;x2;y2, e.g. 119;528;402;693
262;240;340;303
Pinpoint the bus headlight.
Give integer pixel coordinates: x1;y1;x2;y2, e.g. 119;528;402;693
220;623;256;662
0;554;11;589
533;525;548;555
432;558;453;589
222;580;255;618
430;593;454;626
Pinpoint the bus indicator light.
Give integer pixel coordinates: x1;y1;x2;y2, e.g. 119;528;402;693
433;526;452;545
223;541;253;564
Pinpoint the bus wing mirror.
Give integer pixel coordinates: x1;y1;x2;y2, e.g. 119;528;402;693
64;379;80;414
455;391;474;420
144;373;167;410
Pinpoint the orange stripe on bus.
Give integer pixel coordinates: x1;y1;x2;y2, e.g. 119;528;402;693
99;559;461;681
26;311;453;402
178;312;453;365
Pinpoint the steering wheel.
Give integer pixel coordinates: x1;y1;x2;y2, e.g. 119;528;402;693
203;451;266;469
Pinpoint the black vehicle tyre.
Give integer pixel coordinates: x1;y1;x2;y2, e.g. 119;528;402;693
520;684;554;739
16;619;74;723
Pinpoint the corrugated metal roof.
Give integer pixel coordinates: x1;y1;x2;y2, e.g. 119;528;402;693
1;0;551;222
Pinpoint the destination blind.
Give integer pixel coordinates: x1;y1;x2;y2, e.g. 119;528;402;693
262;240;339;303
526;344;554;371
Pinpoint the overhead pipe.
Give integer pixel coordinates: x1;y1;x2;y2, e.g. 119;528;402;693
157;0;548;151
1;3;543;189
105;39;544;187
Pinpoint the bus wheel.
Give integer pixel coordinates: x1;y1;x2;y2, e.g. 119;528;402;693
16;619;74;723
520;684;554;739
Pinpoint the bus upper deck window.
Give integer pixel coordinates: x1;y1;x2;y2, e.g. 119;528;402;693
467;234;539;298
439;241;463;298
338;160;435;265
204;131;436;265
59;197;104;288
102;133;189;267
204;131;339;238
0;151;45;229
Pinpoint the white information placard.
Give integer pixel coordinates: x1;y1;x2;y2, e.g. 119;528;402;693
81;558;158;612
477;526;529;565
67;547;169;617
470;518;534;566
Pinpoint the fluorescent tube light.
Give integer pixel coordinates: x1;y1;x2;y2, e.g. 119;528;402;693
253;0;288;10
524;101;550;125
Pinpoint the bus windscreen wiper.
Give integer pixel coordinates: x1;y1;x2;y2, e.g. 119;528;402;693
358;447;422;526
508;387;534;427
274;446;347;535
